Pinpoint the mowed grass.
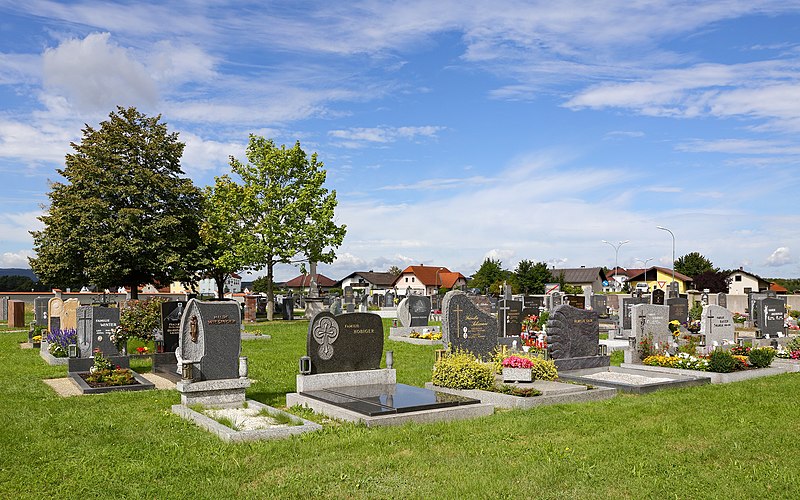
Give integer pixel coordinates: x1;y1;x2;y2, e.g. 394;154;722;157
1;317;799;499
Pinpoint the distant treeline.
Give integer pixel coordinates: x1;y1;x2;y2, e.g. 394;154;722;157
768;278;800;294
0;275;50;292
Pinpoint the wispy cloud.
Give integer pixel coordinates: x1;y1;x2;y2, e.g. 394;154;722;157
329;125;445;148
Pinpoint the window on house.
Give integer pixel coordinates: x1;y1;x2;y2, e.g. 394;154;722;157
405;277;408;282
744;287;751;294
411;277;415;282
735;275;742;282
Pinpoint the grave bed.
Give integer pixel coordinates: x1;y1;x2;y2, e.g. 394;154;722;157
68;370;155;395
557;366;711;394
772;358;800;373
241;333;272;341
620;363;790;383
172;399;321;442
39;344;69;366
425;379;617;409
388;326;442;346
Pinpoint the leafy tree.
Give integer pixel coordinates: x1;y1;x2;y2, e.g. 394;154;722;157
251;275;275;294
692;270;731;293
387;265;402;276
224;135;345;320
201;177;249;298
30;107;203;299
469;258;508;294
674;252;716;278
512;260;551;294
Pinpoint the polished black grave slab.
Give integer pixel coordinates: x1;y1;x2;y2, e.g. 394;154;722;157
300;383;480;417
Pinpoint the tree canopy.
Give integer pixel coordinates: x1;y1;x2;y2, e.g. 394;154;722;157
29;107;203;299
512;260;551;294
692;270;731;293
469;258;508;293
220;135;345;319
674;252;717;278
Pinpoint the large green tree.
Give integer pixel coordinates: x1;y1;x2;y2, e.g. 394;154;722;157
30;107;203;299
201;177;248;298
222;135;346;319
469;258;510;294
674;252;717;278
512;260;552;294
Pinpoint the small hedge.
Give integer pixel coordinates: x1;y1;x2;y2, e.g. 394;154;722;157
748;347;776;368
708;349;737;373
432;350;494;390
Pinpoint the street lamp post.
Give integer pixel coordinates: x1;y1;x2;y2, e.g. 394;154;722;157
602;240;630;291
635;257;654;283
656;226;676;290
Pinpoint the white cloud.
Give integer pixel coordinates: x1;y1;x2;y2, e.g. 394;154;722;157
42;32;158;112
766;247;792;267
179;131;244;176
0;249;35;268
329;125;445;148
0;211;43;245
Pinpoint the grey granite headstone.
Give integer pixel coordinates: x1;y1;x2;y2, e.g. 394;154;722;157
329;298;343;315
591;295;607;314
565;295;585;309
384;291;395;307
631;304;672;356
467;295;492;316
397;296;431;327
667;297;689;323
757;297;785;338
76;306;120;358
668;282;679;298
442;291;498;360
283;294;295;320
545;305;607;370
0;296;7;321
161;301;186;352
497;299;522;337
651;289;665;306
178;299;241;381
34;297;49;327
344;286;354;305
717;293;727;309
306;311;383;374
621;296;647;330
700;304;734;352
502;283;512;300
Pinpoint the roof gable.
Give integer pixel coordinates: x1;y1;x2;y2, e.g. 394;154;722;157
395;265;454;286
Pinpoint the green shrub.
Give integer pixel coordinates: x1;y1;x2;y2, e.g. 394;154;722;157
490;350;558;381
432;350;494;390
789;310;800;319
748;347;776;368
120;298;166;341
708;349;737;373
689;301;703;321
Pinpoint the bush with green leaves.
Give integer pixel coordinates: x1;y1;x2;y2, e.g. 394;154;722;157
689;301;703;321
748;347;776;368
708;349;737;373
490;350;558;381
120;298;166;341
432;349;494;390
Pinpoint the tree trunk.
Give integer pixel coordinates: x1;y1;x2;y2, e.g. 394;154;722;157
215;272;228;300
266;261;274;321
129;283;139;301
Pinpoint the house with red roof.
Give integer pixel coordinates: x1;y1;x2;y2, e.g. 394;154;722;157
392;265;467;296
284;273;338;294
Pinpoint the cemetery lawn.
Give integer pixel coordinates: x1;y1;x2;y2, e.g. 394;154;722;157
2;321;799;499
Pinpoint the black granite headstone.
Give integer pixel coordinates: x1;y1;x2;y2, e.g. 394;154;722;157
651;289;665;306
757;297;785;338
178;299;241;380
717;293;727;309
76;305;120;358
497;299;522;337
307;311;384;374
160;301;186;352
283;295;295;320
622;296;647;329
591;294;607;314
546;305;600;360
565;295;585;309
667;297;689;323
442;291;498;360
34;297;49;327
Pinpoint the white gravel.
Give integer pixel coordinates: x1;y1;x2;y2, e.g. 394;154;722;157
582;371;674;385
203;407;294;431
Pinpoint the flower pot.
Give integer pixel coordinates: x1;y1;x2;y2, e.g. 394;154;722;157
502;367;533;382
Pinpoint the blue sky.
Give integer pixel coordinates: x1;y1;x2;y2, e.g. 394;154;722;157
2;1;800;283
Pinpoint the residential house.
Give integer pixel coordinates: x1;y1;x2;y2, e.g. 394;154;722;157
627;266;692;294
284;273;338;294
337;271;398;295
392;265;468;296
727;268;779;295
170;273;242;297
550;267;608;293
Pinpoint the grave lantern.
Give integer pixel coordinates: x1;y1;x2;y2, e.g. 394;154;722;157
299;355;312;375
68;344;78;358
385;350;394;369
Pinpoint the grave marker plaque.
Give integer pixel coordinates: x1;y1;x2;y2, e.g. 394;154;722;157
497;299;522;337
48;297;64;333
397;296;431;327
178;299;241;381
717;293;727;309
621;296;647;330
34;297;49;327
306;311;383;374
546;305;600;360
565;295;585;309
442;291;498;360
161;301;186;352
667;297;689;323
631;304;672;356
757;297;785;338
76;306;120;358
651;289;665;306
700;305;734;352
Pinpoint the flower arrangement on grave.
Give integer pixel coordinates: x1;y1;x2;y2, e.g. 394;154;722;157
776;337;800;359
109;326;128;352
135;346;149;355
730;344;751;356
46;328;77;357
686;319;701;334
491;350;558;381
677;334;700;356
643;352;710;371
637;334;664;361
409;330;443;340
521;314;540;332
501;355;534;369
732;312;747;324
84;349;135;386
668;320;682;339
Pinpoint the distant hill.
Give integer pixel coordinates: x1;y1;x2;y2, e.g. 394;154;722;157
0;268;38;281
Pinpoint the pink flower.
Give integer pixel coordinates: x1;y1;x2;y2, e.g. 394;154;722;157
501;355;534;369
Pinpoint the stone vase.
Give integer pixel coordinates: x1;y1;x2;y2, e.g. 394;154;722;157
502;367;533;383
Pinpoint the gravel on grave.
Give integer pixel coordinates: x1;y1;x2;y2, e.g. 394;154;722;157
203;407;294;431
581;371;675;385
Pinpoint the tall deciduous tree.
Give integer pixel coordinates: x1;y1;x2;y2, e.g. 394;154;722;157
201;177;248;298
469;258;509;294
30;107;203;299
224;135;345;319
674;252;717;278
513;260;552;294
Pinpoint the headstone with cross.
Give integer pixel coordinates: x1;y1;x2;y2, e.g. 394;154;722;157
76;305;120;358
442;290;498;360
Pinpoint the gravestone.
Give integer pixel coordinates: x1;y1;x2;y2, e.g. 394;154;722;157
384;291;395;307
48;297;64;332
256;298;267;315
489;296;498;314
161;301;186;352
244;295;257;323
61;298;80;331
178;299;241;381
34;297;49;327
668;282;679;299
621;296;647;330
651;289;665;306
550;292;562;309
306;311;384;374
666;297;689;323
442;291;498;360
700;305;734;352
701;290;710;305
757;297;785;338
283;294;295;321
545;305;606;370
524;296;544;311
631;304;672;356
717;293;727;309
76;306;120;358
497;299;522;337
343;286;355;313
502;283;512;300
748;292;782;328
397;295;431;327
8;300;25;328
329;298;343;316
591;295;608;315
0;296;7;321
565;295;585;309
467;295;492;316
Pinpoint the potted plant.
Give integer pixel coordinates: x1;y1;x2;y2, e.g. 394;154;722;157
501;355;533;382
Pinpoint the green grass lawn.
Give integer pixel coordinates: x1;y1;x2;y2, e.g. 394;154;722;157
1;318;799;498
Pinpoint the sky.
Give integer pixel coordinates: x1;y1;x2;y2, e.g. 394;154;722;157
2;1;800;284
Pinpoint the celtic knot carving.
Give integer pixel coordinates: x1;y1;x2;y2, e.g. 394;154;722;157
312;316;339;360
